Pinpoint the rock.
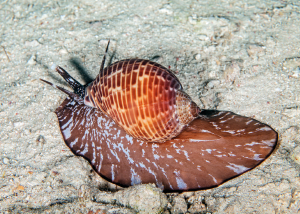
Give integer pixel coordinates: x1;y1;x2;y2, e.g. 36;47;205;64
188;203;206;213
159;8;173;15
206;80;220;89
95;184;167;214
58;49;68;54
291;146;300;165
25;40;40;47
247;45;265;57
170;195;187;214
282;57;300;73
187;195;206;213
224;62;240;82
3;157;10;165
194;53;201;61
27;55;36;65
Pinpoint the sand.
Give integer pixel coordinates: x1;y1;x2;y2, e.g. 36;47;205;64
1;0;300;213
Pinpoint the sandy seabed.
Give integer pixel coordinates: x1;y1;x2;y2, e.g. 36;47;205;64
1;0;300;213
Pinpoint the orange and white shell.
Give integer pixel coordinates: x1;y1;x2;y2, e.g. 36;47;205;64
85;59;200;143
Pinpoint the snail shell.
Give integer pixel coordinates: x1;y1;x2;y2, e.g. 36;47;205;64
84;59;201;143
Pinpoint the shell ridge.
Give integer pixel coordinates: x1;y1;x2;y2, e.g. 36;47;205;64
145;62;155;139
127;59;139;131
95;69;106;112
156;67;169;142
118;60;130;134
153;114;177;142
94;77;103;111
134;60;144;139
152;65;166;139
113;59;183;89
109;63;119;123
97;77;106;113
136;60;147;139
122;59;133;134
130;60;142;138
139;61;152;140
126;59;138;137
114;63;124;128
103;66;110;113
148;60;183;89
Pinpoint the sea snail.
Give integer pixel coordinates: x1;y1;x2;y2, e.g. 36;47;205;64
41;41;277;191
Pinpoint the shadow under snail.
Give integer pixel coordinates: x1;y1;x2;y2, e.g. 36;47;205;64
41;41;277;191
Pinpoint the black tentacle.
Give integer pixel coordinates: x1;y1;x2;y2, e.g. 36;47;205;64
41;40;111;100
40;79;82;102
40;64;85;99
99;39;110;75
54;66;85;98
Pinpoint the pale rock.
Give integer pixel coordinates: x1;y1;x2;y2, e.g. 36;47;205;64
58;49;68;55
187;195;206;213
159;8;173;15
27;55;36;65
291;146;300;165
224;62;240;82
95;184;167;214
247;45;265;57
206;80;220;89
25;40;40;47
3;157;10;164
194;53;201;60
170;195;187;214
13;122;24;127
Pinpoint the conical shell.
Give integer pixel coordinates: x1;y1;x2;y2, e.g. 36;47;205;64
87;59;200;143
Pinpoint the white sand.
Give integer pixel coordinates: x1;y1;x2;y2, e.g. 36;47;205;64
1;0;300;213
